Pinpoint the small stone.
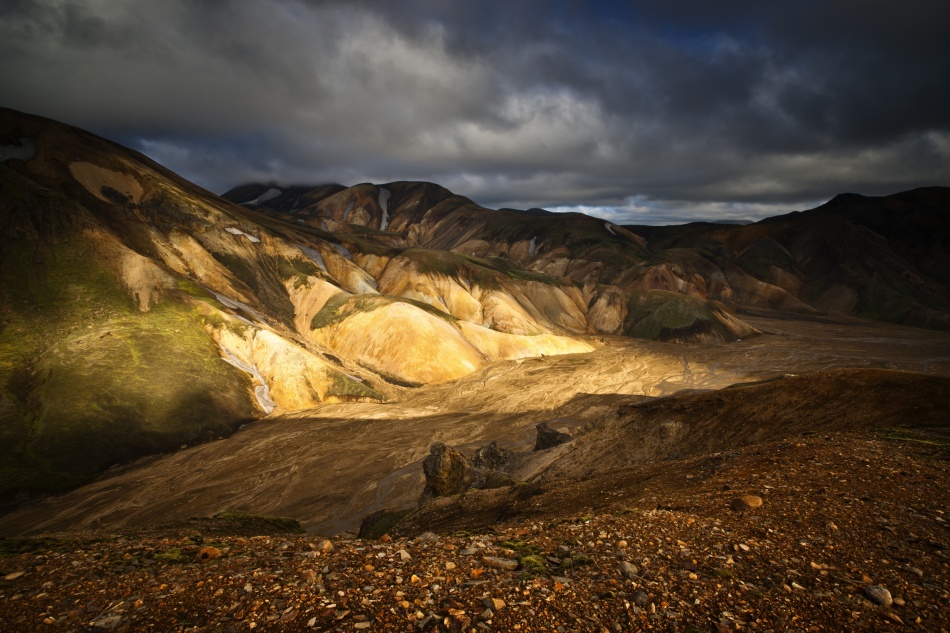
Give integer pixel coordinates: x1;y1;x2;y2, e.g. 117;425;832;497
901;565;923;578
244;583;254;593
632;590;649;606
354;623;371;630
43;617;57;625
3;572;25;581
280;608;299;623
482;556;519;571
410;574;421;584
460;548;478;556
731;495;763;511
882;612;904;625
863;585;893;606
482;597;506;612
379;534;392;543
445;562;456;571
315;539;334;553
196;546;222;561
415;532;439;544
619;561;639;580
446;609;470;630
92;615;124;629
398;549;412;561
480;608;493;620
738;543;750;552
618;540;628;548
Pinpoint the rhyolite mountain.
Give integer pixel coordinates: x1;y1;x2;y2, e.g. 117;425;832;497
225;182;950;333
1;106;948;506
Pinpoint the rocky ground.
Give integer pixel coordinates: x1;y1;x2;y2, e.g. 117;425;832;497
1;429;947;632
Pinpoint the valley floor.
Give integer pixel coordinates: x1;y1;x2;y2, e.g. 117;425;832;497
0;430;948;632
1;315;949;538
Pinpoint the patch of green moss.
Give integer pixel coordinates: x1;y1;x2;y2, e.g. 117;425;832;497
518;554;550;579
210;251;260;294
176;278;219;303
210;511;305;534
309;292;458;331
326;370;385;401
276;256;320;289
624;290;724;342
499;539;540;557
154;548;192;564
403;248;563;289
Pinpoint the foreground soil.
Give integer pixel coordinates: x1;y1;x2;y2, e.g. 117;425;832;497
1;430;947;632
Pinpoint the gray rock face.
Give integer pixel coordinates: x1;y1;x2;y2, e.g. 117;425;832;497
534;422;572;451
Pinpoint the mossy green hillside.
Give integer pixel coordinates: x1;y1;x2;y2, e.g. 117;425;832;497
325;370;385;401
0;239;256;499
624;290;729;342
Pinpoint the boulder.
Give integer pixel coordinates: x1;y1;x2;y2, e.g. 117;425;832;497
422;443;473;500
534;422;572;451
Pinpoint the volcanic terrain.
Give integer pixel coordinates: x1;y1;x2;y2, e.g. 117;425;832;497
0;108;949;631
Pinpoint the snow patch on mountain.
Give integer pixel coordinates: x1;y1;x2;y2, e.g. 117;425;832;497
239;187;282;206
224;227;261;243
378;188;392;231
297;245;328;272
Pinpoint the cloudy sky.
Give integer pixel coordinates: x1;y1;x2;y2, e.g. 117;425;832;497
3;1;949;224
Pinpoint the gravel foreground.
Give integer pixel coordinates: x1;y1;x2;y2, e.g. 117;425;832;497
1;431;948;632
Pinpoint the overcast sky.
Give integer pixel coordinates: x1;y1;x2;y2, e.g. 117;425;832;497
3;1;949;224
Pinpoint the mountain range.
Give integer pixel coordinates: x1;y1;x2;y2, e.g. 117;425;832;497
1;106;948;518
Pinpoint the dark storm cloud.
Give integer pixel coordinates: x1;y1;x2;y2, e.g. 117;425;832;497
2;0;948;223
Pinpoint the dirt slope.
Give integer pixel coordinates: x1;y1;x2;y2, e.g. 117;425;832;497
1;314;947;538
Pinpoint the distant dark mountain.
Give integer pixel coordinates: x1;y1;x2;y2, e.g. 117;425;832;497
626;187;950;329
221;182;346;213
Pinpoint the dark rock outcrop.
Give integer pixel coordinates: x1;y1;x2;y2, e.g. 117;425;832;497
421;441;514;502
422;443;473;501
534;422;572;451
